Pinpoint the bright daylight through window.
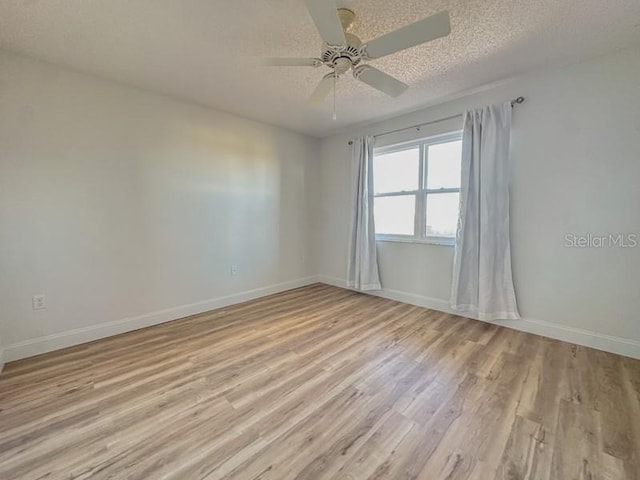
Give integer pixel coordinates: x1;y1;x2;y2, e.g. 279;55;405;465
373;132;462;244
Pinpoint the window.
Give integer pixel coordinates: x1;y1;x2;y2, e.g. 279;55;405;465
373;132;462;245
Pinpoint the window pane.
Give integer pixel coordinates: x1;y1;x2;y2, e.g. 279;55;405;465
375;195;415;235
427;140;462;189
373;148;419;194
426;192;459;237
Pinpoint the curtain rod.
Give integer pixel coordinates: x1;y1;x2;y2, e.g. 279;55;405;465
347;96;525;145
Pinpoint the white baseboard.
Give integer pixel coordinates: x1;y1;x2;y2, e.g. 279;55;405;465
2;276;319;363
4;275;638;365
318;275;640;360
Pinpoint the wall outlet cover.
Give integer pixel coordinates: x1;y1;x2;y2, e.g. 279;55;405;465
33;294;47;310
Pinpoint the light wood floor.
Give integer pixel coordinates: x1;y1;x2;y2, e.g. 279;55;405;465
1;284;639;480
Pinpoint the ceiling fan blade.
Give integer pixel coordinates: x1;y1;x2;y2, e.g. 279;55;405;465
354;66;408;97
364;11;450;59
305;0;347;46
263;57;321;67
309;74;335;103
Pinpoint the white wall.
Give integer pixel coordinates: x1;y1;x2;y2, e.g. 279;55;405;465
0;51;320;361
317;48;640;356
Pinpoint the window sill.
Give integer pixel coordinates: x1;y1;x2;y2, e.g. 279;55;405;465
375;235;455;247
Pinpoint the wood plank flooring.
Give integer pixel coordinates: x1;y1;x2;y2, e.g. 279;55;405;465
1;284;639;479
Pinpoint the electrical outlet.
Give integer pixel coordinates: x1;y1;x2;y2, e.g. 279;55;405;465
231;265;238;277
32;294;46;310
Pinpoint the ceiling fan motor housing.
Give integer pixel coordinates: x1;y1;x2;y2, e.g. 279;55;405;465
321;32;363;73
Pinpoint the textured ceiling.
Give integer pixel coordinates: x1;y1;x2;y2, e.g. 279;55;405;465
1;0;639;137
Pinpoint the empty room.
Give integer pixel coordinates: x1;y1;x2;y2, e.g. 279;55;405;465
1;1;639;479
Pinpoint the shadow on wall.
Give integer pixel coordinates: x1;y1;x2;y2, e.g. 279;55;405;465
134;121;284;302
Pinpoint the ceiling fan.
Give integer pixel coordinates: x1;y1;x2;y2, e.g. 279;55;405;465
266;0;451;106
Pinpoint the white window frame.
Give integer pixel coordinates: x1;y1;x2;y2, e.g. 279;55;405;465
374;131;463;246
